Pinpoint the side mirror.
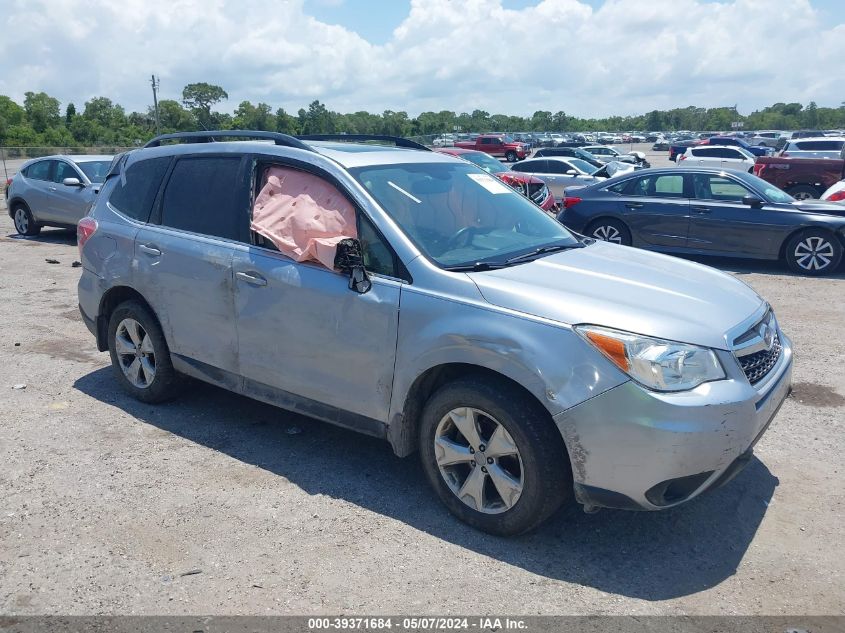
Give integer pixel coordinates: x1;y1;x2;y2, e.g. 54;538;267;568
62;177;83;187
566;170;578;176
334;238;372;294
742;195;764;208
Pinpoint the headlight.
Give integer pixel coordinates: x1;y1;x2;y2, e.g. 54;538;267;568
576;325;725;392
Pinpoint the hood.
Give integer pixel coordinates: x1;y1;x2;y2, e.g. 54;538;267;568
468;241;764;350
789;201;845;216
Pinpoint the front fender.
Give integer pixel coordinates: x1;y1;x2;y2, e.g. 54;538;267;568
388;286;627;437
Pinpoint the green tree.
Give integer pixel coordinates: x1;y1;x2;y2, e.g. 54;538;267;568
182;82;228;129
275;108;300;134
65;103;76;125
24;91;61;133
233;101;274;130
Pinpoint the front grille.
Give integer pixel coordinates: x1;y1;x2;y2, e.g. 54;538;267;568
737;333;782;384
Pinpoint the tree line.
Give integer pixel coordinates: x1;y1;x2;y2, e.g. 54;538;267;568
1;82;843;148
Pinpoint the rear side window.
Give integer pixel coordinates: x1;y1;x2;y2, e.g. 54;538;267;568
25;160;52;181
160;156;244;240
795;140;843;151
109;156;172;222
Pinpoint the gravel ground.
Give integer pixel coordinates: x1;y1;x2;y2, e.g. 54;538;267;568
0;156;843;616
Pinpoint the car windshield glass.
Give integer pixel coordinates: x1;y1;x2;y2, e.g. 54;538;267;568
502;136;515;143
743;173;794;203
567;158;597;174
76;160;112;183
351;162;579;268
461;151;507;175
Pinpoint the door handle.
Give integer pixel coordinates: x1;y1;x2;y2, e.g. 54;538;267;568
48;186;57;191
625;202;644;209
235;271;268;287
691;206;711;214
138;244;162;256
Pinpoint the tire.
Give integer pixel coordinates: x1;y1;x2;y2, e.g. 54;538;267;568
586;218;632;246
12;204;41;237
419;377;572;536
107;300;184;403
505;151;517;163
784;229;843;276
786;185;820;201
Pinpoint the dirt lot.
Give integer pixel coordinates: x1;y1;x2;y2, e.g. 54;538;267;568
0;176;843;616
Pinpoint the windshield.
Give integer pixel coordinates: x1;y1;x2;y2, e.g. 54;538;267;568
502;136;515;144
76;160;111;183
351;162;579;268
567;158;598;174
461;151;507;175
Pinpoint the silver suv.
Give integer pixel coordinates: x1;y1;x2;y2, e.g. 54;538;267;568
77;131;793;535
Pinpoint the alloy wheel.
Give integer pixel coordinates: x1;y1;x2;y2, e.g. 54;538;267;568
592;224;622;244
115;318;156;388
434;407;524;514
792;191;814;201
14;208;29;234
793;236;835;271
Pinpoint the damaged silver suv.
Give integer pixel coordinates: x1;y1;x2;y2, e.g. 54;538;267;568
78;131;793;535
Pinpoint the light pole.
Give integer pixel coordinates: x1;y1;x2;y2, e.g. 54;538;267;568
150;75;161;136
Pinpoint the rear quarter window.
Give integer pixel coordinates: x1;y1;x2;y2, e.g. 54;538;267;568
108;156;172;222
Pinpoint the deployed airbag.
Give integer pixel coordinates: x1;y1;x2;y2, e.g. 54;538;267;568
251;166;357;270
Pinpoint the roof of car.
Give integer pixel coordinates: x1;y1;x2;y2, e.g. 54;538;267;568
131;138;457;169
25;154;113;164
788;136;844;143
433;147;476;155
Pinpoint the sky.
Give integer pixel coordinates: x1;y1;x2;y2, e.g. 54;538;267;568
1;0;843;119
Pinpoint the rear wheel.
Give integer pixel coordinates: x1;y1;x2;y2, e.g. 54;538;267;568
786;185;820;201
586;218;632;246
784;229;843;276
12;205;41;236
107;300;184;403
419;377;571;535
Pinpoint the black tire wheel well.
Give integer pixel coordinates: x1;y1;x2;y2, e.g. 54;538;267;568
96;287;161;352
391;363;565;458
8;198;30;218
778;226;844;261
584;216;632;245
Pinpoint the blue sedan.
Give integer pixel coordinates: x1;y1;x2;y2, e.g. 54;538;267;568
557;167;845;276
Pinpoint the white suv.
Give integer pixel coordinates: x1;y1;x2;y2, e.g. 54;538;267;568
780;137;845;160
677;145;755;172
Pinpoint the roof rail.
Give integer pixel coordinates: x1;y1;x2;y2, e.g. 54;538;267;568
143;130;313;151
297;134;431;152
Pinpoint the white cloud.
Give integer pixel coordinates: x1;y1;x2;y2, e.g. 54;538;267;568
0;0;841;117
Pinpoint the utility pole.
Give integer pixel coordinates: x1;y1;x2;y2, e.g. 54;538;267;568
150;74;161;136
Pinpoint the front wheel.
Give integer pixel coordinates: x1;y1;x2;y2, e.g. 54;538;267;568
784;229;843;276
585;218;632;246
12;205;41;236
419;378;571;535
505;151;517;162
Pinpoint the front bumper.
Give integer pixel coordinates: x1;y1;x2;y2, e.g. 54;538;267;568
554;333;793;511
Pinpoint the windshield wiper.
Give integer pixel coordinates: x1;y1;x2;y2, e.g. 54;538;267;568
505;243;582;265
443;261;510;272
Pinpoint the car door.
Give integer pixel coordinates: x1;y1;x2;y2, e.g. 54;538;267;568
49;160;96;225
718;148;749;171
21;159;58;223
686;173;781;257
231;158;402;425
620;172;690;248
513;160;564;199
133;154;247;375
488;137;505;157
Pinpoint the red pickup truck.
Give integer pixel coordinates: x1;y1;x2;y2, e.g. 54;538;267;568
453;134;530;162
753;148;845;199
